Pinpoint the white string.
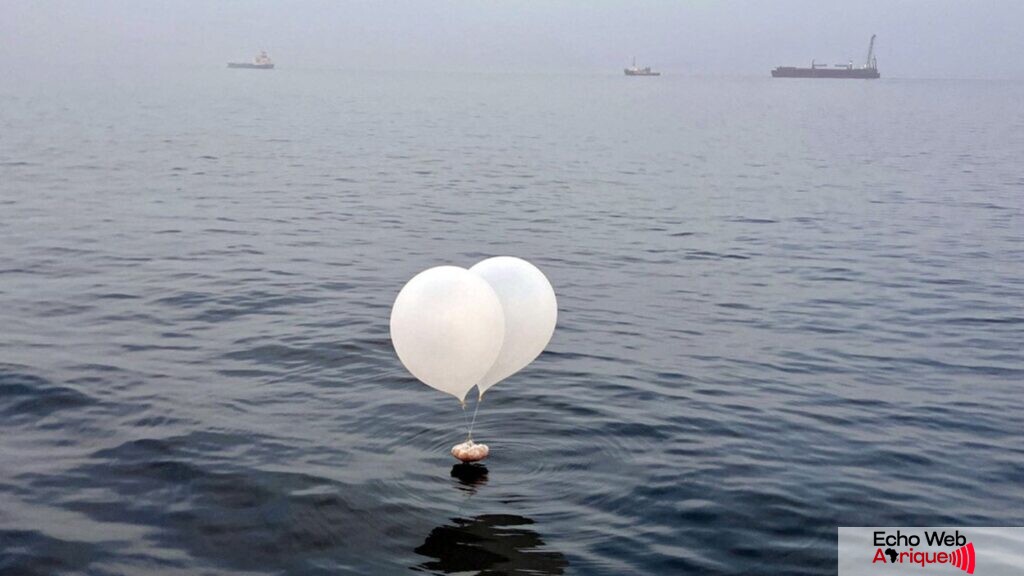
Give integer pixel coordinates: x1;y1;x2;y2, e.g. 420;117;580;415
460;400;470;439
467;393;483;440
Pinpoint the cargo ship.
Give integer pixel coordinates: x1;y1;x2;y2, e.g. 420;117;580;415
624;57;660;76
228;51;274;70
772;35;879;79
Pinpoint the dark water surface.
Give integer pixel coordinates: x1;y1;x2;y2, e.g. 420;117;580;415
1;71;1022;575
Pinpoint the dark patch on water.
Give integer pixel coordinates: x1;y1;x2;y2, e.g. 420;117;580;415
0;530;107;576
0;370;95;420
414;515;568;576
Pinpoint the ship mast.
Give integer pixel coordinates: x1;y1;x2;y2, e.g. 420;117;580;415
865;34;877;69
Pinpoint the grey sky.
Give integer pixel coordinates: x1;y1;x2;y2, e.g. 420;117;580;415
3;1;1023;79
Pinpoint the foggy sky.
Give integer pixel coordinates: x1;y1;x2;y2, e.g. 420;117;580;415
3;0;1023;79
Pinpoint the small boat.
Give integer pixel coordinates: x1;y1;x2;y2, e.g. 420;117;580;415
624;57;660;76
228;51;274;70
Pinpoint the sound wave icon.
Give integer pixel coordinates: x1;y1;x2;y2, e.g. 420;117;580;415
950;542;975;574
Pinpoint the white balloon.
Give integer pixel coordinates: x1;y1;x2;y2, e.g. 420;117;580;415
470;257;557;396
390;266;505;402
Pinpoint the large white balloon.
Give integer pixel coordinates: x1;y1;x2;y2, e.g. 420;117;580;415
390;266;505;402
470;257;557;396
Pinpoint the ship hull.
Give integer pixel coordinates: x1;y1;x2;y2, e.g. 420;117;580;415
771;67;878;79
624;70;661;76
228;63;275;69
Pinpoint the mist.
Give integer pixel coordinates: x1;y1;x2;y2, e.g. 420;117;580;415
3;0;1023;79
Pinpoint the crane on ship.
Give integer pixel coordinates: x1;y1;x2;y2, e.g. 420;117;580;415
865;34;877;70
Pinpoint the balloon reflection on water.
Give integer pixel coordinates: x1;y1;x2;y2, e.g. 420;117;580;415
414;514;568;575
450;462;489;492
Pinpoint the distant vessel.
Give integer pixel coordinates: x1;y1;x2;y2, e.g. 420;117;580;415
772;35;879;79
624;57;660;76
228;51;274;70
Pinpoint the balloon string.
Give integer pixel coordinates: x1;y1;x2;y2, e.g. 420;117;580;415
467;394;483;440
460;400;470;438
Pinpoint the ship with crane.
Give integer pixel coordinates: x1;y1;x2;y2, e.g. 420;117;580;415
624;57;661;76
772;35;879;79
